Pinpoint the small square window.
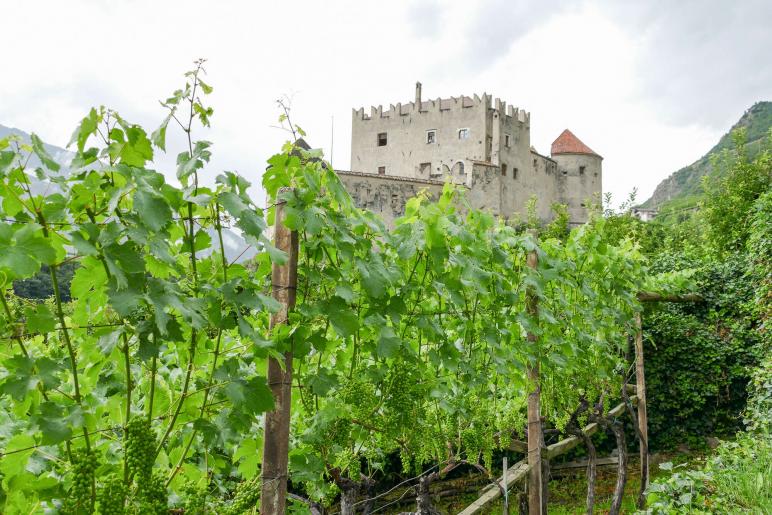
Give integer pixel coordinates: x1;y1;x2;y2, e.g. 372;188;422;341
426;130;436;144
579;165;586;175
377;133;387;146
458;128;469;140
505;134;511;148
378;166;386;175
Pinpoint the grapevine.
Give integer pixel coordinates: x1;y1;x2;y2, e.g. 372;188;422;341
0;60;686;514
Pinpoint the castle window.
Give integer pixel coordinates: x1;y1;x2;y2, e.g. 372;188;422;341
533;158;537;168
513;167;518;179
377;133;387;146
505;134;511;148
501;163;507;176
579;165;586;175
426;130;436;144
378;166;386;175
458;128;470;140
419;162;431;176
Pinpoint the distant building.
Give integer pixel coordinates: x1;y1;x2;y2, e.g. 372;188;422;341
631;207;658;222
335;83;602;226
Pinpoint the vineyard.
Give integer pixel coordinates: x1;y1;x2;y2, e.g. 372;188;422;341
0;63;768;515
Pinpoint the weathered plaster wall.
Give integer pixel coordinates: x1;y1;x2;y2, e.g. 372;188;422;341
336;170;444;226
551;153;602;224
468;162;502;216
351;95;492;181
526;151;563;220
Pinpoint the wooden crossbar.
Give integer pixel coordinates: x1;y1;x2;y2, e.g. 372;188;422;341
456;395;638;515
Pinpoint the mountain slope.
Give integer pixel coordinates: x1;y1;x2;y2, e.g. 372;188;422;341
642;101;772;208
0;124;75;178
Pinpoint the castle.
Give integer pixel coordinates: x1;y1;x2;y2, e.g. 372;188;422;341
335;83;602;226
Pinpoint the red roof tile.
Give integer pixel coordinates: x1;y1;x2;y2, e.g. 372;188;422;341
551;129;601;158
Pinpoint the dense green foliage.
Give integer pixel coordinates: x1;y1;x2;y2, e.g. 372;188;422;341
637;127;771;513
643;257;762;448
0;64;685;514
600;131;771;451
0;63;281;513
643;349;772;514
0;61;765;514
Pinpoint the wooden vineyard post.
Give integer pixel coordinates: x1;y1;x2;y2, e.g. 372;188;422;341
634;312;649;507
503;456;509;515
261;189;299;515
525;245;544;515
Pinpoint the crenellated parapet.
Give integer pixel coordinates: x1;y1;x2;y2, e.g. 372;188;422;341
352;92;529;123
494;98;531;125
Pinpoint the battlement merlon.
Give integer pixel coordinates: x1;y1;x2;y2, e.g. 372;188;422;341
352;86;528;123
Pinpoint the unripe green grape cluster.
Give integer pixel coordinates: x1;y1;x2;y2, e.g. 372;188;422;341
336;446;361;479
130;473;167;515
62;449;98;514
97;474;127;515
326;418;352;447
223;476;260;515
182;480;208;515
341;378;376;419
385;362;423;432
125;418;156;481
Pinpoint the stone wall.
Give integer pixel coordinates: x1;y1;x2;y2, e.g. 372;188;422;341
336;170;444;226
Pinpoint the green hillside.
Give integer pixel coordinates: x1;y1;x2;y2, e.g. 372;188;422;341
642;101;772;209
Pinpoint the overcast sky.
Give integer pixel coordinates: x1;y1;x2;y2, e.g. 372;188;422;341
2;0;770;208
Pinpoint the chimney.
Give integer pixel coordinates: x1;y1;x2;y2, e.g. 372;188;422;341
415;81;422;105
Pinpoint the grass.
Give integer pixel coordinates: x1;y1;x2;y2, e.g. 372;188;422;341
652;433;772;513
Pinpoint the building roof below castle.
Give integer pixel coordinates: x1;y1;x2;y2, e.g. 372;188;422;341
551;129;602;158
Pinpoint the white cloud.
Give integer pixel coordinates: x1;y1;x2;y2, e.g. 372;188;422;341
1;0;768;209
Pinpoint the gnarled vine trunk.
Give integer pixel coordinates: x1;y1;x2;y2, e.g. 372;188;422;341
608;422;627;515
338;478;360;515
572;430;597;514
360;477;376;514
415;474;441;515
622;384;648;509
566;396;596;514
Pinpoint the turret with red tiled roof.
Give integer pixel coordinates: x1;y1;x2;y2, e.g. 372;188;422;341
551;129;602;159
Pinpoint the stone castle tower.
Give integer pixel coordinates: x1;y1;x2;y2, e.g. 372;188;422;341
336;83;602;226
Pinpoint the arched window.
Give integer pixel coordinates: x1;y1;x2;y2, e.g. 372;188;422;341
451;161;465;175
